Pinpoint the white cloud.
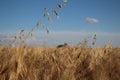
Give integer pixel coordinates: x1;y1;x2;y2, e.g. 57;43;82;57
86;17;99;24
0;31;120;47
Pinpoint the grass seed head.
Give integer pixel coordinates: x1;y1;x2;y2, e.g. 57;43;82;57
46;27;49;34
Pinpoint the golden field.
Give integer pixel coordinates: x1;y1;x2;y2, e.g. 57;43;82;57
0;46;120;80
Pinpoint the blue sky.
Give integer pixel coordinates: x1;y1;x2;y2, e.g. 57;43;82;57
0;0;120;46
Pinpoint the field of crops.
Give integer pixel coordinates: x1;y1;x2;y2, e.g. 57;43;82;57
0;46;120;80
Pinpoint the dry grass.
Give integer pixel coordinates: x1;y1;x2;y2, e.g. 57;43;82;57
0;46;120;80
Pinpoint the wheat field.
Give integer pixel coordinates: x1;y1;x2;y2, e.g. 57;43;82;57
0;45;120;80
